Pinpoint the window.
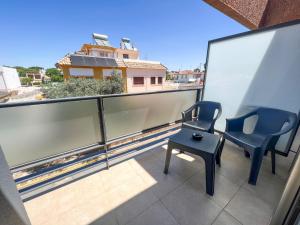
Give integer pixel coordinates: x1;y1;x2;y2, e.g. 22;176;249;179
69;68;94;77
151;77;156;85
158;77;163;84
133;77;144;85
99;51;109;57
103;69;122;77
123;54;129;59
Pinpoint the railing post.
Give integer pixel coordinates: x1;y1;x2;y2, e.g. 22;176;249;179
194;88;201;117
97;97;110;169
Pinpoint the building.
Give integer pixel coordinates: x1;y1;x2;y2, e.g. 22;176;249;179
176;70;204;83
25;69;50;85
0;66;21;92
57;34;167;93
170;70;204;84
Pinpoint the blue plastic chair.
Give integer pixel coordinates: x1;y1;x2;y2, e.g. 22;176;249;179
223;107;297;185
182;101;222;133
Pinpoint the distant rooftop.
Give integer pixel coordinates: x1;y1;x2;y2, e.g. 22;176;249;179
92;33;112;47
57;54;166;70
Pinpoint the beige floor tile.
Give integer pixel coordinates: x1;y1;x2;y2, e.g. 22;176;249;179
134;146;166;167
25;142;290;225
225;187;273;225
164;151;204;180
261;152;294;181
187;170;240;208
114;189;158;225
84;211;118;225
161;183;222;225
99;161;141;192
25;182;86;225
131;158;187;199
126;201;179;225
216;146;250;186
243;169;285;209
212;210;242;225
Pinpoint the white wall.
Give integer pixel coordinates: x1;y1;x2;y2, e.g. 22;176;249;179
0;147;31;225
0;67;21;91
204;23;300;153
126;68;166;92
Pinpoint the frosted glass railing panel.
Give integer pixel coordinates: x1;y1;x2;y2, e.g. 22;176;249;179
0;100;102;167
103;90;197;141
204;23;300;153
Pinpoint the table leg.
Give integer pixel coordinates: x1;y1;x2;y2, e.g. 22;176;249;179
205;156;215;196
164;146;172;174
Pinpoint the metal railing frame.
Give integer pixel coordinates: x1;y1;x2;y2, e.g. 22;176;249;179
0;88;201;199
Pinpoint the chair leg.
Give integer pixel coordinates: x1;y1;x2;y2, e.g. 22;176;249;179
244;150;250;158
216;138;225;166
264;150;268;156
248;148;264;185
271;150;276;174
164;146;172;174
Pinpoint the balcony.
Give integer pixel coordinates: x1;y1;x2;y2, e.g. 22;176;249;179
1;21;300;225
0;87;297;225
23;140;294;225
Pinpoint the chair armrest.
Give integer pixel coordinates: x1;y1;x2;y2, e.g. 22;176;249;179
210;106;222;129
269;114;297;137
263;114;297;150
214;106;222;121
182;103;198;122
225;110;257;132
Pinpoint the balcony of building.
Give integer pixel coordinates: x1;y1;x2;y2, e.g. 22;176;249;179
1;20;300;225
23;140;295;225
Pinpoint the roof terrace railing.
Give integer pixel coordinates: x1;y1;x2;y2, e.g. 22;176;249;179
0;88;201;200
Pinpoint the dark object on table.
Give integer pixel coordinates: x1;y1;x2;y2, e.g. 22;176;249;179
182;101;222;133
192;132;203;141
164;128;224;196
222;107;297;185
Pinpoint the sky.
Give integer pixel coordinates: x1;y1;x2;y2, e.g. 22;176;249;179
0;0;247;71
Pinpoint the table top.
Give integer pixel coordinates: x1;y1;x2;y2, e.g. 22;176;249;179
169;128;221;154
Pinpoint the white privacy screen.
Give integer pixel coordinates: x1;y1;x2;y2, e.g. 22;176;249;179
204;23;300;153
0;100;102;167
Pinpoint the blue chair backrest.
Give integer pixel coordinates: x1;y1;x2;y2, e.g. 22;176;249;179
254;107;297;135
197;101;221;122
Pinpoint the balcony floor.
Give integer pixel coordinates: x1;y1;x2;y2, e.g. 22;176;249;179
24;141;294;225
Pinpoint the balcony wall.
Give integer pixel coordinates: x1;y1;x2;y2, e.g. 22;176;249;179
0;89;199;200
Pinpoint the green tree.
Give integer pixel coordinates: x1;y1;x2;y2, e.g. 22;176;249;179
15;66;27;77
41;74;124;99
46;68;63;82
20;77;32;86
166;71;172;80
46;68;62;77
15;66;42;77
28;66;43;72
